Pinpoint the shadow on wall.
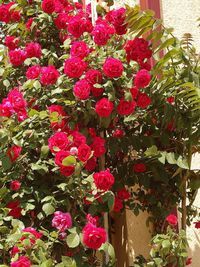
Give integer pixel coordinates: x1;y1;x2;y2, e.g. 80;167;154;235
188;227;200;267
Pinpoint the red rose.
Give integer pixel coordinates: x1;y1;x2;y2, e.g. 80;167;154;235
85;69;103;85
64;57;87;78
0;102;12;117
124;38;152;62
11;256;31;267
92;19;114;46
139;60;151;71
48;132;70;153
0;4;10;23
117;98;136;116
137;92;151;108
117;188;130;200
26;18;33;30
134;69;151;88
90;136;106;158
93;169;115;191
113;197;123;212
91;86;104;97
73;79;91;100
55;150;70;167
106;8;127;35
133;163;147;173
103;57;124;78
130;86;138;99
67;15;85;38
186;258;192;265
8;89;27;112
26;65;41;80
25;42;41;58
83;223;107;249
112;129;124;138
9;48;26;66
194;221;200;229
77;144;91;162
7;145;22;162
48;104;67;130
95;98;113;118
54;12;68;29
10;180;21;191
6;200;22;219
10;246;20;258
5;35;19;50
167;96;175;104
60;165;75;177
17;110;28;122
40;65;59;86
71;131;86;147
70;41;90;59
85;156;97;171
42;0;56;14
166;214;178;226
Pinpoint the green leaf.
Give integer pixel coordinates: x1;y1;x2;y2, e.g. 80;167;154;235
61;257;77;267
41;145;49;159
62;156;77;167
42;203;55;216
145;146;159;157
66;233;80;248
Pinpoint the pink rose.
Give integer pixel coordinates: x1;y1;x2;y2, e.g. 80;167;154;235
54;12;69;29
55;150;70;167
83;223;107;249
67;15;85;38
92;19;114;46
22;227;43;239
95;98;113;118
166;214;178;226
42;0;56;14
103;57;124;78
85;69;103;85
70;41;90;59
7;88;27;112
25;42;42;58
11;256;31;267
93;169;115;191
73;79;91;100
9;48;26;66
134;69;151;88
40;65;59;86
26;65;41;80
52;211;72;232
64;57;87;78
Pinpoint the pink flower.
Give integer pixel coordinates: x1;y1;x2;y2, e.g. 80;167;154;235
166;214;178;226
117;99;136;116
40;65;59;86
93;169;115;191
48;132;70;153
85;69;103;85
134;69;151;88
103;57;124;78
106;8;127;35
23;227;43;239
10;180;21;191
83;223;107;249
67;15;86;38
77;144;91;162
137;92;151;108
5;35;19;50
26;65;41;80
25;42;42;58
52;211;72;232
7;145;22;162
10;246;20;258
92;20;114;46
11;256;31;267
26;18;33;30
8;88;27;112
73;79;91;100
9;48;26;66
0;4;11;23
64;57;87;78
95;98;114;118
86;214;99;226
70;41;90;59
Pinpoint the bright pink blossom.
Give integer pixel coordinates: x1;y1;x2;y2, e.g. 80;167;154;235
52;211;72;232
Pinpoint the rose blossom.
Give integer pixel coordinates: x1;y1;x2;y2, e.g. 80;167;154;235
11;256;31;267
6;200;22;219
77;144;91;162
92;19;114;46
93;169;115;191
60;165;75;177
70;41;90;59
90;136;106;158
113;197;123;212
10;246;20;258
26;65;41;80
26;18;33;30
10;180;21;191
25;42;42;58
7;88;27;112
64;57;87;78
133;163;147;173
42;0;56;14
9;48;26;66
85;156;97;171
134;69;151;88
85;69;103;85
48;132;70;153
103;57;124;78
0;4;11;23
23;227;43;239
117;188;131;200
130;86;139;99
54;12;69;29
55;150;70;167
52;211;72;232
117;99;136;116
83;223;107;249
95;98;114;118
7;145;22;162
137;92;151;108
71;131;86;147
166;214;178;226
5;35;19;50
112;129;125;138
40;65;60;86
67;15;85;38
73;79;91;100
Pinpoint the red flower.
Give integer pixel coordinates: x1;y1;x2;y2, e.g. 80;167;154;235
77;144;91;162
117;188;131;200
70;41;90;59
137;92;151;108
112;129;124;138
25;42;42;58
117;99;136;116
26;18;33;30
85;69;103;85
86;214;99;226
166;214;178;226
71;131;86;147
23;227;43;239
92;20;114;46
8;88;27;112
91;86;104;97
9;48;26;66
194;221;200;229
10;246;20;258
134;69;151;88
167;96;175;104
186;258;192;265
0;4;11;23
73;79;91;100
10;180;21;191
103;57;124;78
90;136;106;158
113;197;123;212
106;8;127;35
26;65;41;80
40;65;59;86
67;15;86;38
7;200;22;219
93;169;115;191
85;156;97;171
60;165;75;177
42;0;56;14
55;150;70;167
54;12;69;29
7;145;22;162
5;35;19;50
95;98;113;118
64;57;87;78
130;86;138;99
83;223;107;249
52;211;72;232
133;163;147;173
11;256;31;267
48;132;70;153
